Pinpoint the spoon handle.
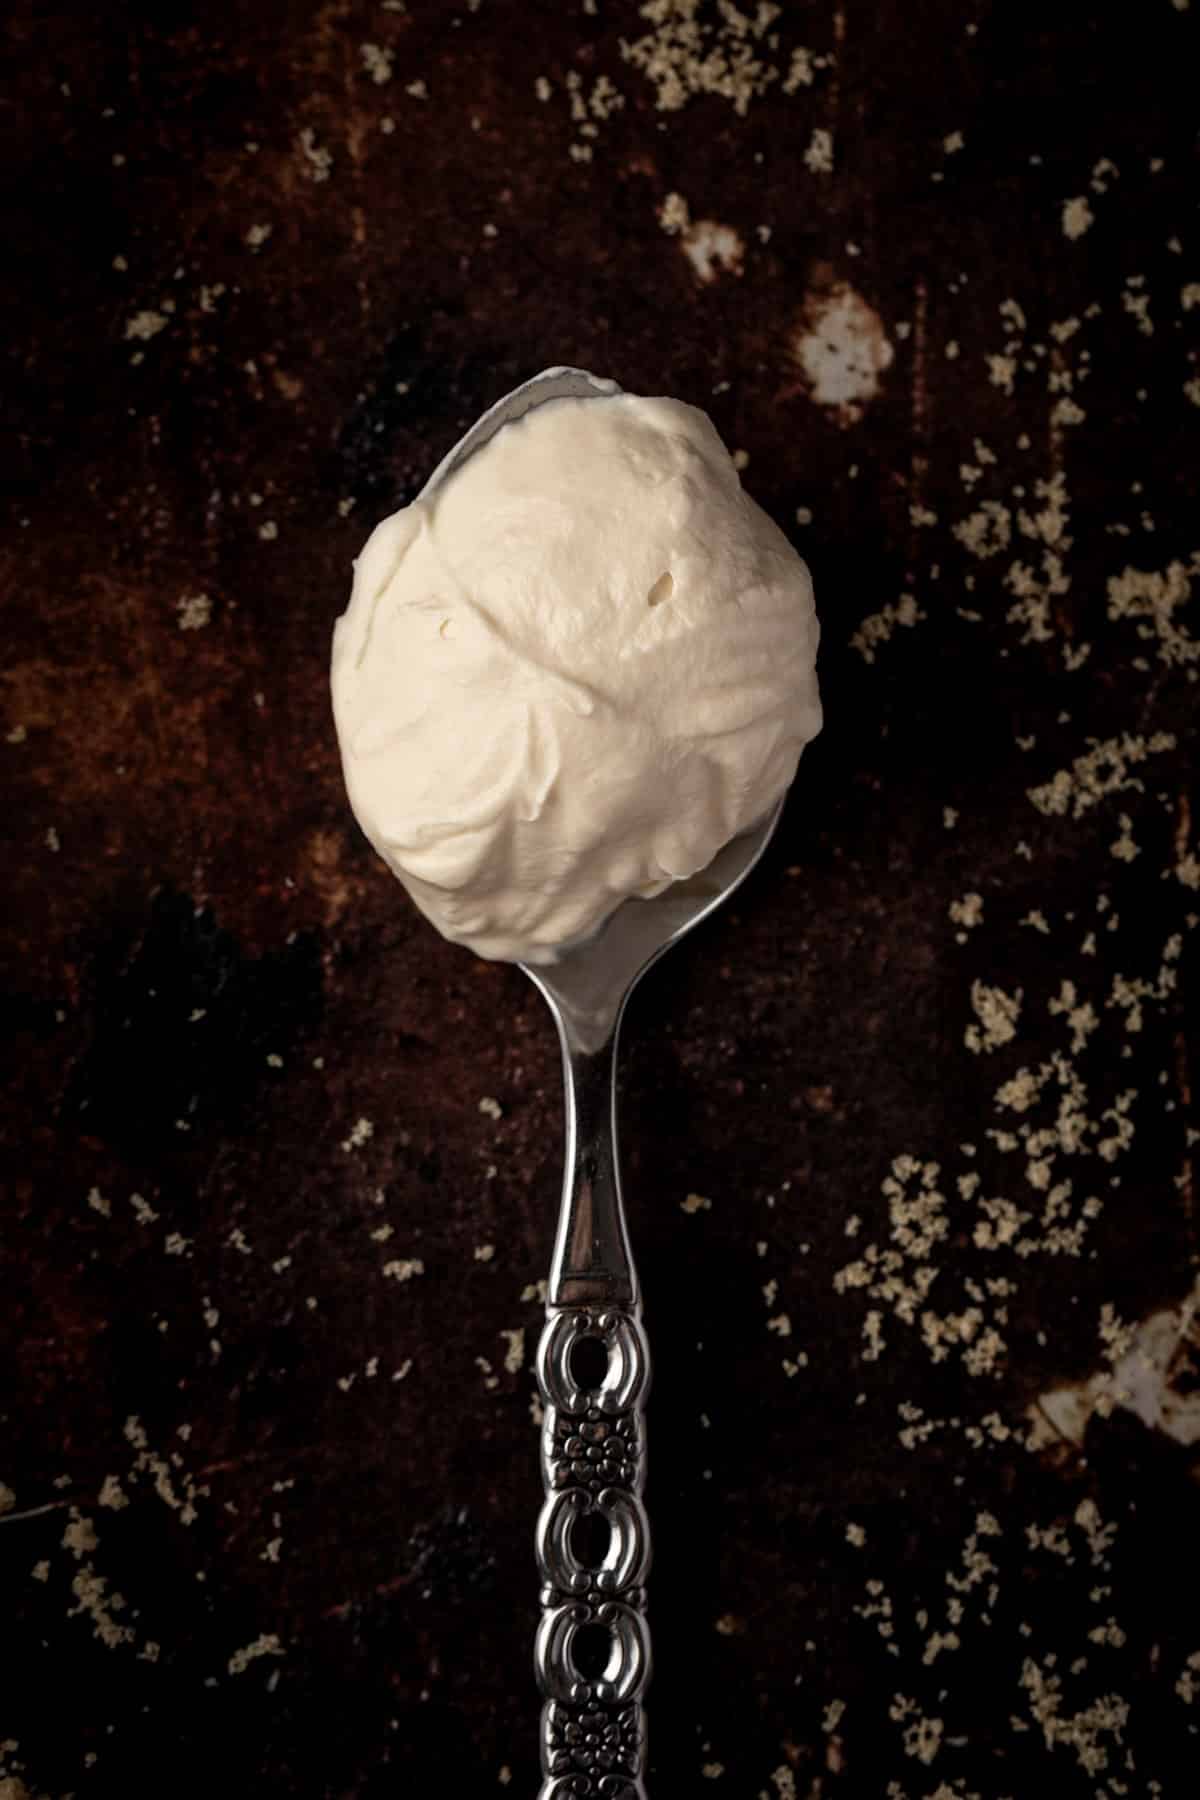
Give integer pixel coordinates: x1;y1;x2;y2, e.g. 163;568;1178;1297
533;1031;652;1798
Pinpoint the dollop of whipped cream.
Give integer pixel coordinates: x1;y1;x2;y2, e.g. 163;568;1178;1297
331;383;821;963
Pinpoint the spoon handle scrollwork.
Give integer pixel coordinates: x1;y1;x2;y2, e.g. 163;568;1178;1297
535;1302;650;1799
534;1032;651;1799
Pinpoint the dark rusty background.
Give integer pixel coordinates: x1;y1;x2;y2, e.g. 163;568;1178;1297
3;3;1199;1797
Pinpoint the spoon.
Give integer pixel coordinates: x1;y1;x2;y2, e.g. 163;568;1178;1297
422;368;787;1799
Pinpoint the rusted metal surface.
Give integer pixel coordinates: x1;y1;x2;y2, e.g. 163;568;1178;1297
3;3;1198;1795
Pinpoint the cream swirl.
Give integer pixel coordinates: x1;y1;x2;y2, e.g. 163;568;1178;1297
331;386;821;963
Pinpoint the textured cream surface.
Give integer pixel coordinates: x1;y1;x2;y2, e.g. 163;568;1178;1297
331;388;821;962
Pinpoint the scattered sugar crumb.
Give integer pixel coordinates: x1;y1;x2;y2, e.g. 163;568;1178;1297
124;309;169;342
1107;558;1199;668
804;128;834;174
955;500;1012;560
949;893;984;930
658;196;745;283
341;1116;375;1152
1122;276;1154;337
658;191;690;236
851;595;925;664
97;1475;128;1511
784;46;815;91
988;354;1017;394
965;981;1022;1054
1110;814;1140;862
297;128;332;183
175;593;212;631
622;2;791;116
228;1633;284;1675
1028;732;1177;818
361;43;394;84
1062;196;1094;240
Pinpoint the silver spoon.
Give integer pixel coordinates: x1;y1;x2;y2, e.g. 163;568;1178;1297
422;369;786;1799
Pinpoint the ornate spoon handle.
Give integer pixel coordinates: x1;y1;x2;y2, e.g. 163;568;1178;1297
533;1034;652;1799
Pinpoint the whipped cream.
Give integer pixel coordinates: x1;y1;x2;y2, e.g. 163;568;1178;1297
331;382;821;963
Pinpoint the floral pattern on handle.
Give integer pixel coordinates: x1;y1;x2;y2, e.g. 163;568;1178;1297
535;1306;651;1800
